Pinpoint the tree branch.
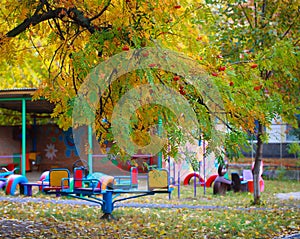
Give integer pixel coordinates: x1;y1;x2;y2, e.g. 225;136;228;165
52;18;65;40
72;67;78;95
238;3;253;29
48;42;64;78
254;2;258;28
90;0;111;22
6;8;67;37
5;3;112;39
261;0;267;28
281;19;298;40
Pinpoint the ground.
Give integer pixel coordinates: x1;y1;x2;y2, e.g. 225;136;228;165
0;219;49;238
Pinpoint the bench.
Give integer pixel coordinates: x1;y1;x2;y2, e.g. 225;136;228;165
21;182;47;196
19;171;50;196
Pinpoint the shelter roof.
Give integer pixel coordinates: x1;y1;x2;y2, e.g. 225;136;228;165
0;88;54;114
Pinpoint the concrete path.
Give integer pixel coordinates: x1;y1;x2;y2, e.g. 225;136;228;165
276;192;300;200
0;196;267;210
1;195;299;210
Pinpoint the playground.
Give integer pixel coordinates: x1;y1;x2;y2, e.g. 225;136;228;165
0;99;297;236
0;174;299;238
0;104;298;238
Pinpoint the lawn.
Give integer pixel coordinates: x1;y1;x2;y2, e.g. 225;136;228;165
0;179;299;238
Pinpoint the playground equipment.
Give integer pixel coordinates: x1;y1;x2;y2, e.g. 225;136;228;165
5;171;49;196
3;154;150;201
169;160;218;198
5;174;28;195
91;154;154;175
42;166;173;219
231;172;248;192
0;155;20;172
242;168;265;193
167;142;219;198
74;166;139;190
212;161;265;195
0;167;19;190
213;162;232;195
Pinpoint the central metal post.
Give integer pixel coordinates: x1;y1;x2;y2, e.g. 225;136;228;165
88;125;93;173
22;98;26;176
157;117;163;169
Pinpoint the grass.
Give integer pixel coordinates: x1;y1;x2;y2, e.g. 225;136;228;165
0;179;299;238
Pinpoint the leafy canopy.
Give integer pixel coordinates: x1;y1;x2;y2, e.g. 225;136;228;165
0;0;299;161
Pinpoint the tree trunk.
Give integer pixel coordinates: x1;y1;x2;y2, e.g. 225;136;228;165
253;121;264;204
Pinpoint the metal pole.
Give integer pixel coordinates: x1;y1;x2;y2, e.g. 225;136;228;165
251;136;254;160
168;154;171;200
157;117;163;169
194;172;197;197
168;155;170;179
33;115;37;152
178;170;180;199
88;125;93;173
203;140;206;195
22;98;26;176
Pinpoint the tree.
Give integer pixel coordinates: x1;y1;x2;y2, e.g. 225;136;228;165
0;1;226;161
206;0;300;204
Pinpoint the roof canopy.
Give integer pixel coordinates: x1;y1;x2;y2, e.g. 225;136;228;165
0;88;54;114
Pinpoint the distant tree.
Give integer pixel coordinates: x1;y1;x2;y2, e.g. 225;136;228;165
206;0;300;204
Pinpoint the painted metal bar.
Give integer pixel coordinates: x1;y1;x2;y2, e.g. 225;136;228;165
157;117;163;169
0;97;32;101
0;155;21;158
92;154;108;158
168;154;171;200
92;154;153;158
112;191;155;205
68;194;104;207
203;140;206;195
88;125;93;174
131;154;153;157
194;172;197;197
32;115;37;152
22;98;26;176
178;171;180;199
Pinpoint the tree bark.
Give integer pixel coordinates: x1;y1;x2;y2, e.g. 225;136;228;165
253;121;264;204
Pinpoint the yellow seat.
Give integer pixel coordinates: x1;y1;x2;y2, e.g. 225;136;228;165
43;168;70;192
148;169;169;191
